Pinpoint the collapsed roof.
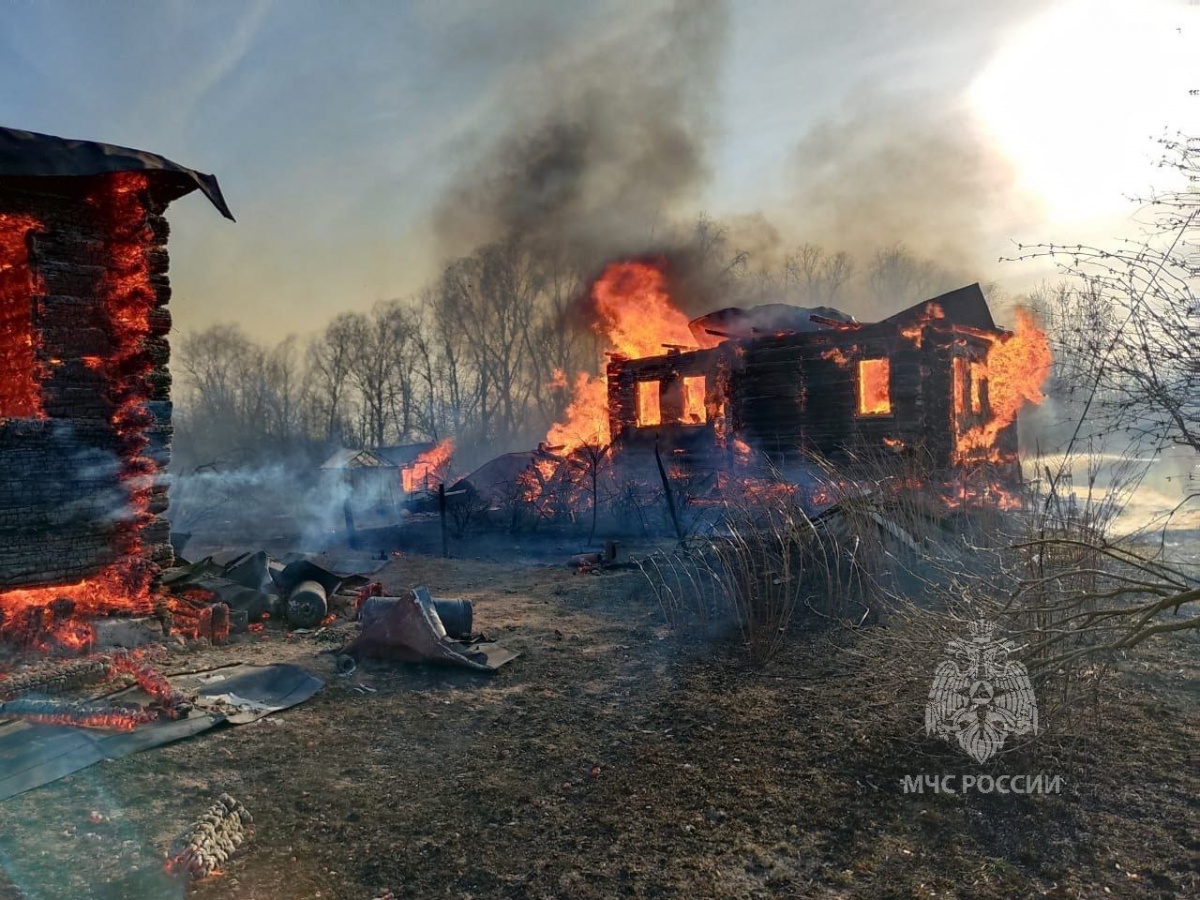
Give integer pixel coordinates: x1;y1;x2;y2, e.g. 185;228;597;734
686;283;997;348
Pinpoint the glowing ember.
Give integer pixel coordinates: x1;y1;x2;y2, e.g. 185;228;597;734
109;652;188;717
0;697;156;731
899;302;945;348
0;213;44;418
955;307;1052;462
820;347;849;365
0;173;160;647
856;358;892;416
403;438;454;492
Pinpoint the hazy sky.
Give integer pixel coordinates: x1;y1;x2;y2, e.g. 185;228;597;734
2;0;1197;335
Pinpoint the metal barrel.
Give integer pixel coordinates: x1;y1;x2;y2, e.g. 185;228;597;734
286;580;328;629
358;595;398;628
432;598;473;639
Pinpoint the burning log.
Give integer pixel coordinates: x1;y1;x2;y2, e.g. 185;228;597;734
166;596;233;644
108;652;191;718
0;656;112;700
167;794;253;880
0;697;157;731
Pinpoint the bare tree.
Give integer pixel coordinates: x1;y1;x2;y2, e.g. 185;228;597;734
307;313;359;444
343;301;420;448
867;243;958;309
1019;136;1200;455
175;324;264;465
783;243;855;307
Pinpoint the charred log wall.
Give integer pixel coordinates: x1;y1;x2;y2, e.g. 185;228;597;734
730;329;929;462
606;349;719;441
608;325;1017;471
0;175;173;590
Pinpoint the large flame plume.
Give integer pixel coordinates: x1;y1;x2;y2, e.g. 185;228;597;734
955;307;1052;462
546;259;697;452
403;437;455;492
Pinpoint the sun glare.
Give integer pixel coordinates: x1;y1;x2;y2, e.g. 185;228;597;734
969;0;1200;225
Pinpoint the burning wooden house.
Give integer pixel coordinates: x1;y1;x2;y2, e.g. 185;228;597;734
0;127;232;647
597;274;1049;472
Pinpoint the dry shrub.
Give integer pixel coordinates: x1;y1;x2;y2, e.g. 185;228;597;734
638;447;957;666
843;445;1200;734
638;436;1197;695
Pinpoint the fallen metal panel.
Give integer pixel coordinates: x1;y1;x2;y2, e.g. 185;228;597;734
0;663;323;802
179;663;326;725
0;713;219;802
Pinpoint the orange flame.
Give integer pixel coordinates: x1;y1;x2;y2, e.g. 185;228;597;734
856;359;892;416
403;438;454;492
546;367;569;391
592;260;695;358
547;372;610;449
545;260;696;453
636;381;661;427
955;308;1052;462
682;375;706;424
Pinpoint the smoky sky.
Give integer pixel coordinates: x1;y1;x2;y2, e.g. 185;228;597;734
0;0;1071;335
427;0;1045;312
787;92;1034;274
432;0;729;267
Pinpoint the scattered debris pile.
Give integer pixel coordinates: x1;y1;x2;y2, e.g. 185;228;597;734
162;551;370;635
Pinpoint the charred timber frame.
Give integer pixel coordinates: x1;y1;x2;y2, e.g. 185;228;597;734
606;320;1012;470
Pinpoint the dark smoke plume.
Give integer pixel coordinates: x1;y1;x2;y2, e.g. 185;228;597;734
433;0;730;267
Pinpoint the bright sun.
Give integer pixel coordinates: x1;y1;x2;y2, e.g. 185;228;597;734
969;0;1200;225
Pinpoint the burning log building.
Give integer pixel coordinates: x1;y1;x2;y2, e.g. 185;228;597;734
604;279;1043;472
0;127;232;647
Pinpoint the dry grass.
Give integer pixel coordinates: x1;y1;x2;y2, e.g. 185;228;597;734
638;442;1199;729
